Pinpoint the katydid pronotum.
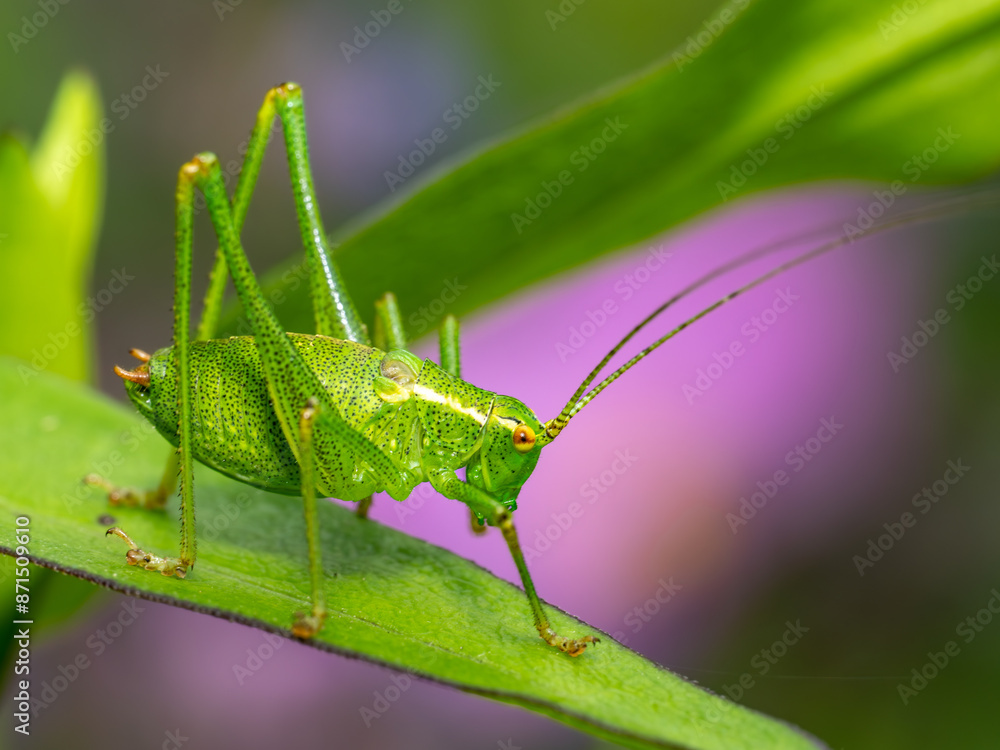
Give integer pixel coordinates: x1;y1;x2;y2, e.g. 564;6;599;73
86;82;998;656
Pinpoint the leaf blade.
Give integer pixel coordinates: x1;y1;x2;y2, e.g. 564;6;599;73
0;359;826;750
222;0;1000;340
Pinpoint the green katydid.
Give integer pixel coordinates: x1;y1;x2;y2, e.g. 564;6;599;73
86;82;998;656
86;81;597;654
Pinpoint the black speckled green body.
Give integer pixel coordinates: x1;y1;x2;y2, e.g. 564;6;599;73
125;334;524;504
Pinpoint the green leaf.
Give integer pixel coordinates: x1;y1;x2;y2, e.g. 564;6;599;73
0;359;826;750
221;0;1000;339
0;69;105;383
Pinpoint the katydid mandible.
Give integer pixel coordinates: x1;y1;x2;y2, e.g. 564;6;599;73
87;82;996;656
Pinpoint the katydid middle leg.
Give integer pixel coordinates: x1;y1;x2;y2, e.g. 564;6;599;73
372;296;485;534
373;291;408;352
435;314;487;535
353;292;412;520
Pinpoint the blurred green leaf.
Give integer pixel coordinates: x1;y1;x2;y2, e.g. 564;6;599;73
0;360;828;750
0;69;105;382
219;0;1000;338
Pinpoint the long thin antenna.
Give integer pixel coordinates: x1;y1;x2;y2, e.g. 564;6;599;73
540;186;1000;442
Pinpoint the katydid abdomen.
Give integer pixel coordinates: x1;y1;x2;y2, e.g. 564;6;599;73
121;333;506;504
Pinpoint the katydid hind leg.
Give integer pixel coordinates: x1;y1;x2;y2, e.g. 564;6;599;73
268;82;386;522
198;83;368;344
192;81;289;342
269;83;368;344
438;314;460;378
430;471;598;656
186;83;368;344
88;83;283;511
187;152;399;494
103;159;206;577
292;397;327;638
180;153;401;629
101;83;392;585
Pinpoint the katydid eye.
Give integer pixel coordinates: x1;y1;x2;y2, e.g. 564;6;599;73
512;424;536;453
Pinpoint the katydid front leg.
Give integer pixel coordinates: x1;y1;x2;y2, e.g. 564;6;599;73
429;471;598;656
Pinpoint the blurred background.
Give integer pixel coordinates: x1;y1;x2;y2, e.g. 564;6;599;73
1;1;998;748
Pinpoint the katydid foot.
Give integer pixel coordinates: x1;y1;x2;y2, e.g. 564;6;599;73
85;474;170;510
105;526;188;577
539;628;599;657
468;509;488;535
291;609;326;639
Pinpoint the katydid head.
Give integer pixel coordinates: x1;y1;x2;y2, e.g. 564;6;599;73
466;395;546;511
